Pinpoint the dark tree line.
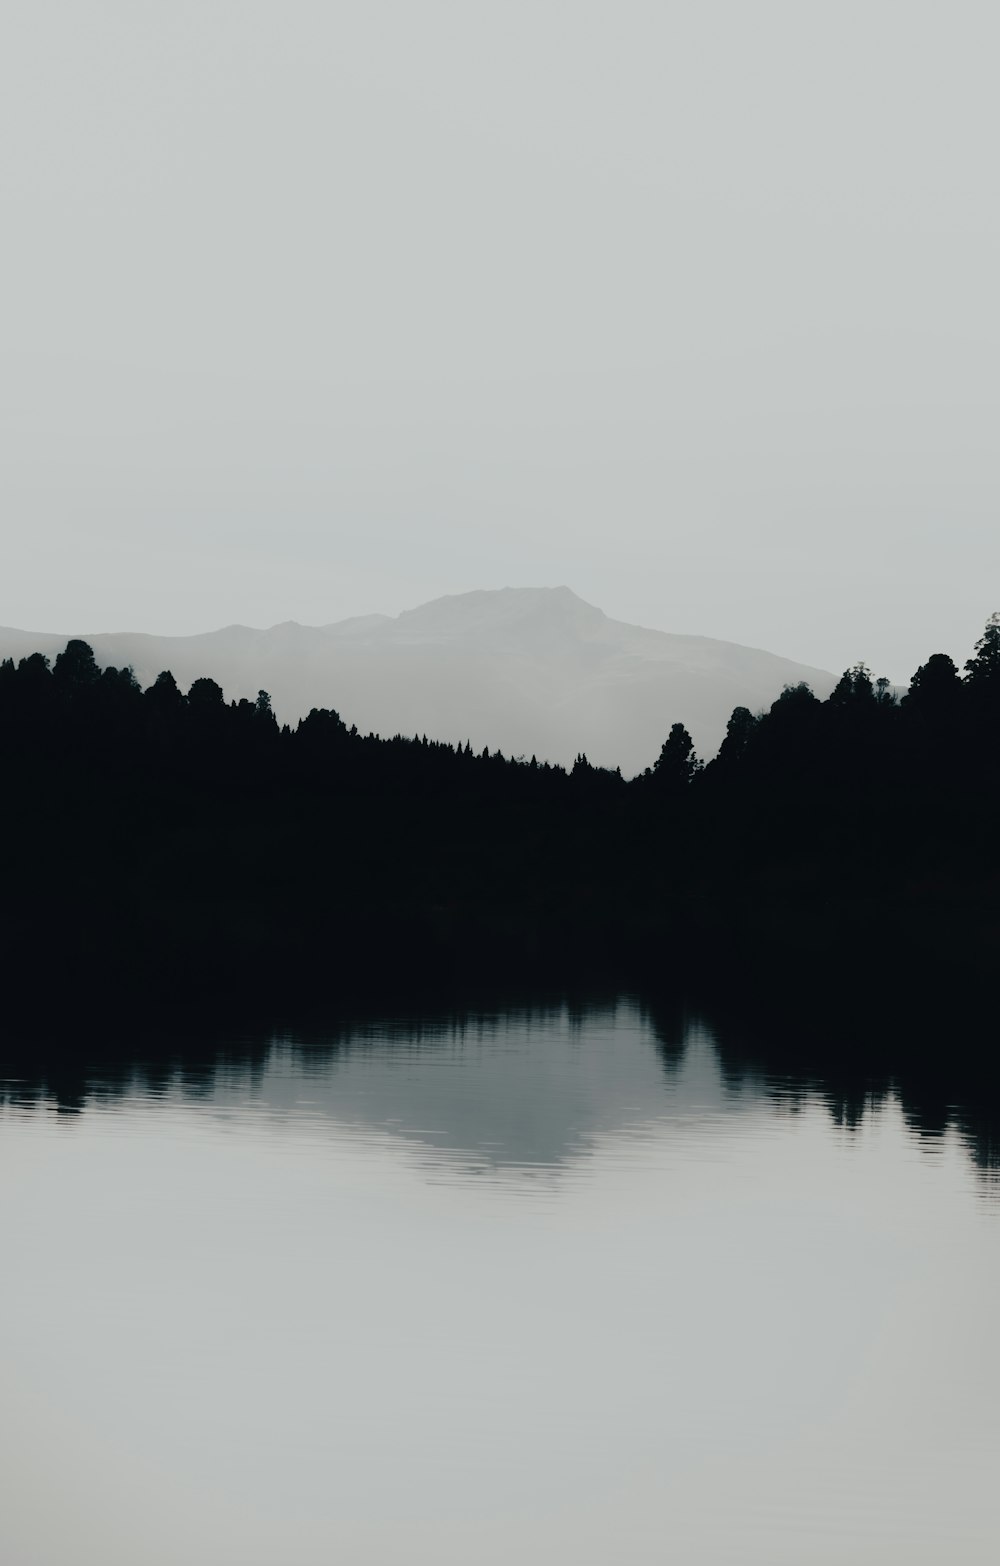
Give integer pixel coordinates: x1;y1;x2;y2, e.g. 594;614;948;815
1;617;998;1015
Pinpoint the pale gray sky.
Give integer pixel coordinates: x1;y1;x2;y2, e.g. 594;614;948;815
2;1;997;681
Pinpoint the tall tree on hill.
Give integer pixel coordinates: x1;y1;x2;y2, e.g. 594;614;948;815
964;612;1000;696
653;723;700;792
904;653;962;723
53;639;101;698
829;662;876;707
716;706;759;769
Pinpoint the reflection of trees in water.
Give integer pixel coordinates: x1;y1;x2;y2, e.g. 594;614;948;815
643;985;1000;1183
2;985;998;1182
0;1031;275;1115
0;993;619;1116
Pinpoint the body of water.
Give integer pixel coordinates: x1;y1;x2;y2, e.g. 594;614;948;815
1;998;998;1563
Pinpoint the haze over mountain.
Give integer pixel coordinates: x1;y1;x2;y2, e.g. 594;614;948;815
0;587;837;774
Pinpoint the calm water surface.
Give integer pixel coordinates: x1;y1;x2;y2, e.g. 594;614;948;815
1;999;998;1564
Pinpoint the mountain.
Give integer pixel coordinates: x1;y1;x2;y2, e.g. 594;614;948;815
0;587;837;774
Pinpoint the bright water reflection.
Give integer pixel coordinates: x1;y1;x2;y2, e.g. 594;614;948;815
1;999;998;1564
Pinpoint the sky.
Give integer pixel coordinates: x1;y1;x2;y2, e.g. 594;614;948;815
2;1;998;682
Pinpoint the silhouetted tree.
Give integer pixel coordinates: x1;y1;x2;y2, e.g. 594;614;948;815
759;682;820;757
904;653;962;721
188;676;225;710
95;664;142;752
146;669;185;713
716;705;758;768
100;663;141;697
53;639;101;696
17;651;52;692
829;662;875;707
962;613;1000;779
8;652;55;751
964;612;1000;694
653;723;700;791
874;676;895;706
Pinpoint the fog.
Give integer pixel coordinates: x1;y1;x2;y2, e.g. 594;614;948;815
3;3;998;679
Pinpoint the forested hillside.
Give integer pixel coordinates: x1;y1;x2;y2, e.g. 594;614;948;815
1;618;997;1018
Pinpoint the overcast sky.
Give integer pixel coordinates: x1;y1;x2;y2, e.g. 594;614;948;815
3;1;998;681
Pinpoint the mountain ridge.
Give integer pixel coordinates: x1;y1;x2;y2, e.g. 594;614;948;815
0;587;837;774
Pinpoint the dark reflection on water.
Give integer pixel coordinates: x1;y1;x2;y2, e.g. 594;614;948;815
675;987;1000;1184
2;986;998;1182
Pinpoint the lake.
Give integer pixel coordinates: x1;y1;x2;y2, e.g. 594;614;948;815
1;996;998;1564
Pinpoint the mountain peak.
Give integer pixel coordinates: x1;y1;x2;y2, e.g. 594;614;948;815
394;586;604;639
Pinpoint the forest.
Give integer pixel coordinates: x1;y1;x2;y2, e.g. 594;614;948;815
1;616;998;1019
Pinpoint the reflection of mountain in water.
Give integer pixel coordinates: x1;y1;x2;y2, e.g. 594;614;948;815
210;1003;737;1175
2;992;998;1181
